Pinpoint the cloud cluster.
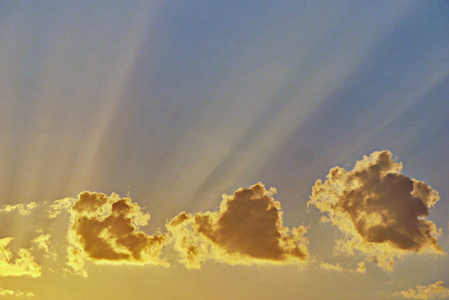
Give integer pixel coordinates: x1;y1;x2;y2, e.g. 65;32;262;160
0;238;41;278
308;150;443;271
395;281;449;299
67;192;166;276
167;183;309;269
0;150;444;279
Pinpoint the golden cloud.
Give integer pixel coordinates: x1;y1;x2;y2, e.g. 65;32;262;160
308;150;443;271
395;281;449;299
32;234;55;259
167;183;309;269
356;261;366;274
319;261;366;274
46;197;74;219
67;192;167;276
0;202;38;216
0;287;35;297
0;238;41;278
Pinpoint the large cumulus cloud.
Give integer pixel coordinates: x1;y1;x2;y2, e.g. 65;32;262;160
167;183;309;269
308;150;443;271
67;192;167;276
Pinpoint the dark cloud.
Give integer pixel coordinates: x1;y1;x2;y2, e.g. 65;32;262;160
308;150;443;271
167;183;308;269
67;192;167;276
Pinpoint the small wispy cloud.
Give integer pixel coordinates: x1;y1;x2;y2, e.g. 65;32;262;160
319;261;366;274
395;281;449;299
0;287;35;297
32;234;55;259
46;198;74;219
0;202;38;216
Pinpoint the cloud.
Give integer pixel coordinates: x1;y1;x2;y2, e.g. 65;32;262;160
0;238;41;278
319;261;346;271
356;261;366;274
395;281;449;299
66;192;167;276
0;287;35;297
46;198;74;219
308;150;443;271
32;234;55;259
0;202;38;216
319;261;366;274
167;183;309;269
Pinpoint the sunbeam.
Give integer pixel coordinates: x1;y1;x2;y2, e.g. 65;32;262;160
0;1;448;299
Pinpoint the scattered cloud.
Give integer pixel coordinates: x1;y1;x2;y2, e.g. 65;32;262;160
167;183;309;269
319;261;345;271
0;238;41;278
356;261;366;274
32;234;55;259
308;150;443;271
46;198;74;219
66;192;167;276
0;287;35;297
0;202;38;216
319;261;366;274
395;281;449;299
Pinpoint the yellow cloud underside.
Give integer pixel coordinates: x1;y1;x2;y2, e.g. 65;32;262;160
0;238;41;278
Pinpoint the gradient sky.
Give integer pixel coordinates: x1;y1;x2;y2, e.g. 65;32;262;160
1;1;449;299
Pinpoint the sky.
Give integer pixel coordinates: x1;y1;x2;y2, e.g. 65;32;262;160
0;1;449;299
